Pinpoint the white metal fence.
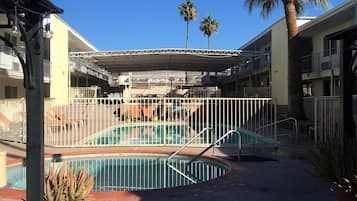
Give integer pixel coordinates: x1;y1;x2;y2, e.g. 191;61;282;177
0;97;276;147
311;96;357;144
0;98;55;143
69;87;100;98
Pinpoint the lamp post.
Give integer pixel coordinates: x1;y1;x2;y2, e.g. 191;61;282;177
0;1;62;201
169;77;174;97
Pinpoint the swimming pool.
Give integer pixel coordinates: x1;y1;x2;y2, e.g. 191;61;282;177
7;153;228;191
82;124;275;146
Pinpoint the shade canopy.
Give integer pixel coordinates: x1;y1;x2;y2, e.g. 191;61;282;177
70;48;259;73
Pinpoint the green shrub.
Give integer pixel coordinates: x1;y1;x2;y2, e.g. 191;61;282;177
312;140;357;192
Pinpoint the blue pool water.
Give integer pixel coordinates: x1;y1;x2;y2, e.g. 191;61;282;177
84;124;275;146
7;154;228;191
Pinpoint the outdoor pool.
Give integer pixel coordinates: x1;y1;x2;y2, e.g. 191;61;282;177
6;153;228;191
82;124;275;146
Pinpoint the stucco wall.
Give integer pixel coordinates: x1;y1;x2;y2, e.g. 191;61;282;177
50;15;69;106
271;20;289;106
312;19;355;54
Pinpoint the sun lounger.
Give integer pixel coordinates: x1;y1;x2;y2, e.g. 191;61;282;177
142;106;154;121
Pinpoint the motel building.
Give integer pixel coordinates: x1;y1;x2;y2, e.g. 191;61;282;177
0;0;356;199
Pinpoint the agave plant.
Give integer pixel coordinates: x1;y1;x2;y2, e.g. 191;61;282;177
44;163;94;201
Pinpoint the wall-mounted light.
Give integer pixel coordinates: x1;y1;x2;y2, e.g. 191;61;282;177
43;23;53;39
11;4;18;34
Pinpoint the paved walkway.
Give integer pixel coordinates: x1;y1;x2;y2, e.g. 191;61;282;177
0;137;335;201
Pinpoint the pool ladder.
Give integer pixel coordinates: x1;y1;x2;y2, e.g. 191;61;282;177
167;129;241;184
167;127;212;184
186;130;241;166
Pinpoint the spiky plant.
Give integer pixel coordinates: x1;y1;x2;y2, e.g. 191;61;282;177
44;163;94;201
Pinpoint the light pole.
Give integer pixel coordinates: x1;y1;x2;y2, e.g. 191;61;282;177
0;1;62;201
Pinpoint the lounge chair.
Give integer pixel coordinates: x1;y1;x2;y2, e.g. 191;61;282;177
53;109;84;127
142;106;154;121
45;112;73;132
122;104;141;121
0;112;10;132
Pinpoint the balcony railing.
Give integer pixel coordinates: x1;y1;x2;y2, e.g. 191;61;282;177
0;45;51;79
300;49;340;74
69;57;111;82
232;59;271;76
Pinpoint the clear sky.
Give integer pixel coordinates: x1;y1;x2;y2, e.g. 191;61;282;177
52;0;346;51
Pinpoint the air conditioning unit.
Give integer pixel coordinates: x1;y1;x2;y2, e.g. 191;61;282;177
321;61;331;70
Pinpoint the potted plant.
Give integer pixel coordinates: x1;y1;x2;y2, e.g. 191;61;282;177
312;140;357;201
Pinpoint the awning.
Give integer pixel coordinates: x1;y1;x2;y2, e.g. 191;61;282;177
70;48;259;73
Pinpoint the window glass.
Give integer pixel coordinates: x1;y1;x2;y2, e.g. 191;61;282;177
4;86;17;99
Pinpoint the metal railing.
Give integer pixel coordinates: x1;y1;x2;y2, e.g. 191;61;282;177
10;155;228;191
69;57;111;82
0;97;276;147
300;49;340;74
187;130;241;165
310;95;357;144
243;87;271;98
167;127;211;161
255;117;298;140
166;163;197;184
0;45;51;79
0;98;55;143
70;87;100;98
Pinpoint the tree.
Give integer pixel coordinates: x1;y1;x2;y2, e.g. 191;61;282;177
200;16;219;49
178;0;198;48
245;0;328;119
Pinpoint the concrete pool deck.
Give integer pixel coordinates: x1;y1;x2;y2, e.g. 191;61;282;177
0;139;335;201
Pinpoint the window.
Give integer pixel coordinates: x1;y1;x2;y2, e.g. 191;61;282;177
5;86;17;99
323;37;337;56
303;83;312;97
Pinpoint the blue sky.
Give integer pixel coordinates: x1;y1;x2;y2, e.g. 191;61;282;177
52;0;346;51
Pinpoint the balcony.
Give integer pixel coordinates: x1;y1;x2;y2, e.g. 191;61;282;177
233;59;271;76
301;49;341;80
69;57;111;82
0;45;51;82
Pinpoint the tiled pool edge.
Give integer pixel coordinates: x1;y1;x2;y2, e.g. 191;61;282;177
1;149;231;200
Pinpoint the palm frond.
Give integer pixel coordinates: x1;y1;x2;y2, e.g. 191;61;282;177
245;0;280;18
245;0;328;17
178;0;198;21
295;0;328;15
200;16;219;37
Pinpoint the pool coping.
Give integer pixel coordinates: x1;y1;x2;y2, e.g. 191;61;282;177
1;149;231;201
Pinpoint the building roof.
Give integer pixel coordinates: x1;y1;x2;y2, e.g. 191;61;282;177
0;0;63;14
70;48;259;73
299;0;357;37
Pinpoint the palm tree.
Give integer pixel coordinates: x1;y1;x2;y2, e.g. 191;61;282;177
178;0;198;48
200;16;219;49
245;0;328;119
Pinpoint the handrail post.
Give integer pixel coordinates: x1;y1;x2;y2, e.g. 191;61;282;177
187;130;241;165
314;97;318;145
274;102;277;142
167;127;211;161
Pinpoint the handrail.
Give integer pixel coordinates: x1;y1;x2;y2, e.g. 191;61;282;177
255;117;298;139
187;130;241;165
167;163;197;184
167;127;211;161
